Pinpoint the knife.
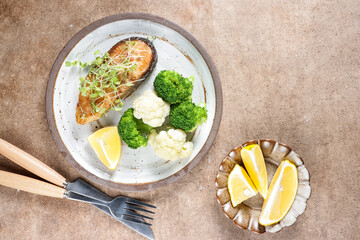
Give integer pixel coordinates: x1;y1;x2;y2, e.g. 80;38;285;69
0;138;154;240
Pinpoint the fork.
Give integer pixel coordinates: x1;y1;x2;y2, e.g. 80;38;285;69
70;191;155;225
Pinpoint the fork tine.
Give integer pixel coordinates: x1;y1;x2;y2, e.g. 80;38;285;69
125;209;154;220
121;215;152;226
125;205;155;214
125;198;156;208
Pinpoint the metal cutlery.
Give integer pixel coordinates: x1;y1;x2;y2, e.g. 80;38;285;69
66;179;155;224
69;187;155;221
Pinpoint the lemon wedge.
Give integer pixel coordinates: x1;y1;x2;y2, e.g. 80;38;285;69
241;144;268;198
87;126;122;170
259;160;298;226
228;164;258;207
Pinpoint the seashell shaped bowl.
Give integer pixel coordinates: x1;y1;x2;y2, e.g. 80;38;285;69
215;139;311;233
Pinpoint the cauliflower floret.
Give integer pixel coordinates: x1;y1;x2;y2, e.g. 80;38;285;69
133;90;170;127
148;129;193;161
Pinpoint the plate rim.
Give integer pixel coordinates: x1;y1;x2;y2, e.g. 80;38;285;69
46;12;223;191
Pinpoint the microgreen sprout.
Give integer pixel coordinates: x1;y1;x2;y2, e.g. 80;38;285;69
66;40;146;115
147;36;156;41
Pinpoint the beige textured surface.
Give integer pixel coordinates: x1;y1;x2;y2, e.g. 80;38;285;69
0;0;359;239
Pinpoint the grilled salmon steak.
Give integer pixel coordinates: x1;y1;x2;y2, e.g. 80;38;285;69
75;37;157;125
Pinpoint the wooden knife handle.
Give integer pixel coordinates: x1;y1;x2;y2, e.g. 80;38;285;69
0;138;66;187
0;170;66;198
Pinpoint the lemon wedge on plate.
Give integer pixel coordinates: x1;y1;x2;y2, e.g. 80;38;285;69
228;164;258;207
241;144;268;198
259;160;298;226
88;126;122;170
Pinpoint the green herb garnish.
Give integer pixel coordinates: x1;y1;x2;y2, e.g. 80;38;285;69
66;41;147;114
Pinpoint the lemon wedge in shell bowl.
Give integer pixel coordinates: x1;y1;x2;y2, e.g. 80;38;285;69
215;139;311;233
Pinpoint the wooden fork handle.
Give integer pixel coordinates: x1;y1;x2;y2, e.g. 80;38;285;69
0;138;66;187
0;170;66;198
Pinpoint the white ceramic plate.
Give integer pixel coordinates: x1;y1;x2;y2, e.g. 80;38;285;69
46;13;222;191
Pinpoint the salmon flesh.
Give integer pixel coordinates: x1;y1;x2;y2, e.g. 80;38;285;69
75;37;157;125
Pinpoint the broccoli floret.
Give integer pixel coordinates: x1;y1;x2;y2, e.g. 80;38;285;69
118;108;152;149
154;70;193;104
169;101;207;132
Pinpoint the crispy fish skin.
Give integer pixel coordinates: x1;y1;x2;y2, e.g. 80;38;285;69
75;37;157;125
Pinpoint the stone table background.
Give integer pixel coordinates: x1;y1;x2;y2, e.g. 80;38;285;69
0;0;359;239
